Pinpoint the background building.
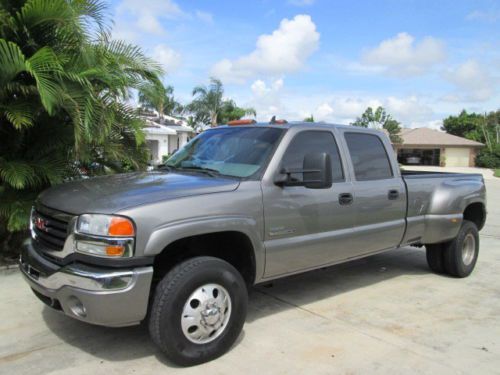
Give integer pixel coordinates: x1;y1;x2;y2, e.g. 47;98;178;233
143;115;195;164
394;128;484;167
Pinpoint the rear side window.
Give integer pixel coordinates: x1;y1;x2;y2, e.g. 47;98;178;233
281;131;344;182
344;133;393;181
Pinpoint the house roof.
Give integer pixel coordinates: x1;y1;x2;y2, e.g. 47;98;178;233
143;120;176;135
398;127;484;147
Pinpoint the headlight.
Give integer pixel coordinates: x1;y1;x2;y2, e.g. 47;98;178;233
75;214;135;258
77;214;135;237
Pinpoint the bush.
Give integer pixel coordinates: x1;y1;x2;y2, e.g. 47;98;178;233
475;147;500;168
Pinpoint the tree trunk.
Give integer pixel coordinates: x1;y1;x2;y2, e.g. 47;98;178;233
210;112;218;128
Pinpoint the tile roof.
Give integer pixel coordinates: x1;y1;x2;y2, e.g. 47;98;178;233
397;128;484;147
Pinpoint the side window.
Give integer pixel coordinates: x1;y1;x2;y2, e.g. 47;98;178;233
344;132;393;181
281;131;344;182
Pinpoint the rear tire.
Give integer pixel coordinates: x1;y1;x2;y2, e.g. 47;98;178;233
442;220;479;278
149;256;248;366
425;244;445;274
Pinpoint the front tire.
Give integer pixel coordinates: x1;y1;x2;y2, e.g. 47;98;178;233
149;256;248;366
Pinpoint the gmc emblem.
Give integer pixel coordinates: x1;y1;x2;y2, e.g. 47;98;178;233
34;216;48;232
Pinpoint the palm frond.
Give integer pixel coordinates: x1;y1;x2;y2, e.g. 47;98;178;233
1;101;34;128
25;46;63;113
0;158;37;189
0;39;26;85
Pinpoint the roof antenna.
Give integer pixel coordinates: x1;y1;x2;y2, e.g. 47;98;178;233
269;115;276;124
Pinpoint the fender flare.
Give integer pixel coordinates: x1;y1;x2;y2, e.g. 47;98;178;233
143;215;265;282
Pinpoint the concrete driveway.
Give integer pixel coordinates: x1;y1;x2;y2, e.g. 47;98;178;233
1;179;499;375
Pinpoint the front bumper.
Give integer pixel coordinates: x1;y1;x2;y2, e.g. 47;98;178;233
20;241;153;327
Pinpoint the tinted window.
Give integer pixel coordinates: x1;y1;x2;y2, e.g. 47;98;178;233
344;133;393;181
281;131;344;182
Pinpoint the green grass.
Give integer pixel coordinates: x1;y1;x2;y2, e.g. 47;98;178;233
494;169;500;178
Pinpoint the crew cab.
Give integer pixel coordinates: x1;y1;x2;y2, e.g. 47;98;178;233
20;122;486;365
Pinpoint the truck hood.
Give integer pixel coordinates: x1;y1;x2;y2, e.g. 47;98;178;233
37;171;240;215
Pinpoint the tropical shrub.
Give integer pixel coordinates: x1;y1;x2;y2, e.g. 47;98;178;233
475;146;500;168
0;0;162;255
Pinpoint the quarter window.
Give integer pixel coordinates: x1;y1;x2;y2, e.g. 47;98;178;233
344;132;393;181
281;131;344;182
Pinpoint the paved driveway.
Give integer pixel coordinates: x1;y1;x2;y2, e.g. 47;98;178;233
1;179;499;374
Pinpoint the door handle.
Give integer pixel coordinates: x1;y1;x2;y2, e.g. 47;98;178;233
338;193;353;205
388;189;399;200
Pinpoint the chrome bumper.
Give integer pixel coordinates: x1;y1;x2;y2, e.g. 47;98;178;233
20;242;153;327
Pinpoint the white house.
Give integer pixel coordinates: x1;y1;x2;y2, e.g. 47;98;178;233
143;114;195;164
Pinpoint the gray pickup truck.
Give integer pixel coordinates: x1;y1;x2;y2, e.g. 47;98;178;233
20;122;486;365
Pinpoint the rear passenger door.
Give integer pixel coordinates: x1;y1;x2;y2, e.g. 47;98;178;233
342;131;406;254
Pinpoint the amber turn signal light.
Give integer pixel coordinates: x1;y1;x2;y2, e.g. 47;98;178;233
105;245;126;257
108;217;135;236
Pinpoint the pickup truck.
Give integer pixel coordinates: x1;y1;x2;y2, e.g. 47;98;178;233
20;122;486;366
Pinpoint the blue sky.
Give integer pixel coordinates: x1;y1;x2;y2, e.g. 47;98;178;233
109;0;500;128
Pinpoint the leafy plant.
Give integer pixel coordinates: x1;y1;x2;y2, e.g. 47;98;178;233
351;106;402;143
0;0;162;252
187;77;255;127
138;80;183;118
475;145;500;168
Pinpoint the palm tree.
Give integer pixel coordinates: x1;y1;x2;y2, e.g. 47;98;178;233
0;0;162;246
188;77;256;127
189;77;225;127
138;80;183;120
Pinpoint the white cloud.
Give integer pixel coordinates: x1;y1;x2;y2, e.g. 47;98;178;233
113;0;184;41
361;32;446;77
196;10;214;24
247;79;287;120
443;60;496;102
242;80;439;129
466;10;500;23
152;45;182;73
211;15;320;83
309;95;435;128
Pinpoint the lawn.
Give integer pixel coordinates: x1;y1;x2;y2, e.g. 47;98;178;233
494;169;500;178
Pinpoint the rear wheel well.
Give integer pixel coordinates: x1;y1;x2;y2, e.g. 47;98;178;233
463;202;485;230
152;231;256;287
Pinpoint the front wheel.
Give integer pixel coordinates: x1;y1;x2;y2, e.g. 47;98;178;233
149;256;248;366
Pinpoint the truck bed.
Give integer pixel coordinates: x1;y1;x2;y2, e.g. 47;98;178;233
401;169;483;179
400;169;485;246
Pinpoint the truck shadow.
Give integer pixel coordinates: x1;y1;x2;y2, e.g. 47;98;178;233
41;246;430;366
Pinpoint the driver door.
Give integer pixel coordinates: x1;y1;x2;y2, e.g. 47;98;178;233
261;129;356;277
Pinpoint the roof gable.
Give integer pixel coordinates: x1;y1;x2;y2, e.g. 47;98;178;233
398;128;484;147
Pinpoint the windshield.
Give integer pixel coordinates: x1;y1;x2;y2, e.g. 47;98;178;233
166;127;284;178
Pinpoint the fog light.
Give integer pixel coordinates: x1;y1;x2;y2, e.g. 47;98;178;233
105;245;125;257
67;296;87;318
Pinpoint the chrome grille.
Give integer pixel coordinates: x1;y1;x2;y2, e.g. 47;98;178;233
32;209;70;251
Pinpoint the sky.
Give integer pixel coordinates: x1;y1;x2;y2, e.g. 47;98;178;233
109;0;500;128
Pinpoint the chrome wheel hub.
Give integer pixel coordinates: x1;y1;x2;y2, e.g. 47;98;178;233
462;233;476;266
181;283;231;344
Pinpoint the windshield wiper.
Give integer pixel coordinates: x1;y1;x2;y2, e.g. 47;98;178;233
172;166;222;177
157;164;179;172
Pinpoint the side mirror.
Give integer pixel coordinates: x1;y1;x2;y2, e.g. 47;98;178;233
275;152;332;189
